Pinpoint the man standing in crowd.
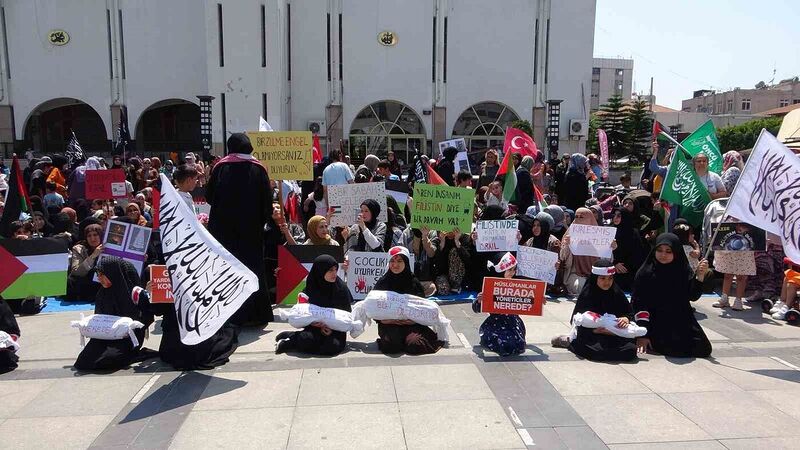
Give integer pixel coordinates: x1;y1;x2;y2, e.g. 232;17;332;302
322;148;354;203
206;133;274;326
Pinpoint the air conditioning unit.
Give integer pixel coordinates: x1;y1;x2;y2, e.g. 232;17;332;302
308;120;327;136
569;119;589;138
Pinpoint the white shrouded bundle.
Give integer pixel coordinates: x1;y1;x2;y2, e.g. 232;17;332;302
351;290;450;342
0;331;20;353
70;313;145;347
570;311;647;340
278;303;365;338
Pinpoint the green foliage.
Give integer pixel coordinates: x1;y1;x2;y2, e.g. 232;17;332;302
510;119;533;137
587;114;600;153
598;95;628;160
624;99;653;165
718;117;783;152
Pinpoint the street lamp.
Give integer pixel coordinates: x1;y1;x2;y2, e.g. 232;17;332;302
546;100;563;161
197;95;215;157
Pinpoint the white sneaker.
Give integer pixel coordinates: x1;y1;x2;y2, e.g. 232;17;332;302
772;305;789;320
713;294;730;308
732;297;744;311
770;301;785;314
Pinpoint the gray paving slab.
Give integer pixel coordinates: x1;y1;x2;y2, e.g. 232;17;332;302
0;415;115;450
750;389;800;420
502;360;588;427
660;391;795;439
193;370;301;411
288;403;405;449
520;427;568;449
704;356;800;391
170;407;294;450
0;378;55;418
566;393;712;444
553;425;609;450
391;363;494;402
719;437;800;450
296;366;396;406
398;398;525;449
533;360;651;396
607;441;725;449
473;361;552;428
619;358;741;393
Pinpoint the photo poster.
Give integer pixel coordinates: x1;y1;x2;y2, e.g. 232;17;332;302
437;138;468;158
149;265;174;304
85;169;127;199
346;251;415;300
567;224;616;258
97;219;152;278
410;183;474;233
327;182;388;227
454;152;471;175
247;131;314;181
276;245;345;305
475;220;518;252
385;179;410;206
481;277;546;316
516;246;559;285
711;222;767;251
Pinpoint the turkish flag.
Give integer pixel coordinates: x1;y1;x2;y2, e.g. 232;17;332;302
312;134;322;164
502;127;538;158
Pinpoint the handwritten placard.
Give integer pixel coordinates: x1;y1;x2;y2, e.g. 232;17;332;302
410;184;474;233
476;220;518;252
327;182;388;227
149;265;174;303
568;224;616;258
346;251;415;300
247;131;314;180
481;277;546;316
85;169;126;199
516;246;558;284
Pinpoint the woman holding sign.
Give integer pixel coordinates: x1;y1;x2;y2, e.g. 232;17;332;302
342;199;386;253
631;233;712;358
275;255;353;356
561;208;602;296
373;247;443;355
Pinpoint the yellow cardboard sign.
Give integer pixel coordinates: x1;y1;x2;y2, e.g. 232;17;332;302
247;131;314;180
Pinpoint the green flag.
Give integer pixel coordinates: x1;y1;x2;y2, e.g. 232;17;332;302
661;148;712;227
679;120;723;174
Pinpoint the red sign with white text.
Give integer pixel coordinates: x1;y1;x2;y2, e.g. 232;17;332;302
149;265;174;304
481;277;545;316
86;169;127;199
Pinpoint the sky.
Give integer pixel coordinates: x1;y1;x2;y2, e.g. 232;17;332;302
594;0;800;110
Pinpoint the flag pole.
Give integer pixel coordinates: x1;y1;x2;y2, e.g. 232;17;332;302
699;128;768;261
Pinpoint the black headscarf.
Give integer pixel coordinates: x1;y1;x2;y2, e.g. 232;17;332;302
357;199;381;250
442;146;458;161
94;256;147;321
481;204;505;221
529;216;552;250
572;258;631;318
302;255;352;311
32;211;54;237
374;252;425;297
634;233;693;298
51;212;73;235
227;133;254;154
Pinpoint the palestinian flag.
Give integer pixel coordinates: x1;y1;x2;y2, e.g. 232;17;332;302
0;156;31;238
653;121;672;146
276;245;344;305
533;184;548;212
0;237;69;298
495;150;518;204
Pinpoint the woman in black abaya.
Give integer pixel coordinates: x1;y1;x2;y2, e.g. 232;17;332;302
0;297;20;373
611;207;648;292
73;256;154;371
374;246;443;355
631;233;712;358
275;255;353;356
567;259;638;361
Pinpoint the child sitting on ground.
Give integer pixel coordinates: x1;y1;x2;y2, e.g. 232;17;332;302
770;257;800;320
472;252;529;356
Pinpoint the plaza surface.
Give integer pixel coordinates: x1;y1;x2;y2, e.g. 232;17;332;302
2;296;800;450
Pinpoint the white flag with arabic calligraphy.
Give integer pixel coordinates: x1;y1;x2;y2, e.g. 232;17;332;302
726;130;800;263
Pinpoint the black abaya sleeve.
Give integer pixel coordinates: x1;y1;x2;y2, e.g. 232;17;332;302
0;299;20;336
688;278;703;302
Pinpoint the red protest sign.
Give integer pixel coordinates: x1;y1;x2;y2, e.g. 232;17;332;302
85;169;127;199
149;265;174;304
481;277;545;316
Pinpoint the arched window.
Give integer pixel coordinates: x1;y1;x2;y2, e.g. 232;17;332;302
451;102;519;154
349;101;426;166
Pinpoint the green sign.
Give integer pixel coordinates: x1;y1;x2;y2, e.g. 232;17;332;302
411;184;474;233
680;120;723;174
661;148;712;227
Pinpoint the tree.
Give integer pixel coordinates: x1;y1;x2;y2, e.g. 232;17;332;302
597;95;628;160
510;119;533;137
625;98;653;165
718;117;783;152
587;114;600;153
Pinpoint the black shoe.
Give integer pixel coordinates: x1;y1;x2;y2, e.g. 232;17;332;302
275;331;294;342
275;339;292;354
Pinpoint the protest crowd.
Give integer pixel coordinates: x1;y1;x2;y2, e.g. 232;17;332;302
1;119;798;375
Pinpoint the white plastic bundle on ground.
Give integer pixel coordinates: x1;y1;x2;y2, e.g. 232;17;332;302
570;311;647;340
70;313;145;347
352;290;450;342
0;331;20;353
278;303;365;338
